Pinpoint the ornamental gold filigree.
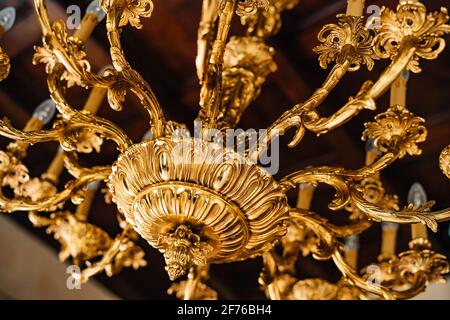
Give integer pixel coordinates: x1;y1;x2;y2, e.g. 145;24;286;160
0;0;449;300
18;177;57;202
117;0;154;29
346;177;399;220
29;211;113;263
439;145;450;179
168;265;218;300
362;239;450;295
108;137;289;280
219;0;271;17
291;279;338;300
29;210;147;278
33;20;91;87
397;239;449;285
219;36;277;127
314;14;377;71
0;46;10;81
0;150;29;191
374;0;450;73
70;128;104;154
363;105;427;159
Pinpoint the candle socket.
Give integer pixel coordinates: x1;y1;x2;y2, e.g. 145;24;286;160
346;0;365;17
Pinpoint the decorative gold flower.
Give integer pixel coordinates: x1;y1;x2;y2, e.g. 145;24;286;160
282;222;318;257
74;129;104;154
363;105;427;159
347;178;399;220
105;240;147;277
168;281;218;300
33;20;90;87
397;249;449;284
314;14;377;71
29;211;112;264
291;279;338;300
118;0;154;29
18;177;57;202
374;0;450;73
219;0;271;17
61;127;104;154
439;145;450;179
0;151;29;191
0;47;11;81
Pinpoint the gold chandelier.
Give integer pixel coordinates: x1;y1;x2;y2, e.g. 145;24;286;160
0;0;449;300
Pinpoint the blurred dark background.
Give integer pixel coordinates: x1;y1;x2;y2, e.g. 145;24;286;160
0;0;449;299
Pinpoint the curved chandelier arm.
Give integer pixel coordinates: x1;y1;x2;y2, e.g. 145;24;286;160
259;60;351;149
79;224;132;283
289;209;393;299
48;67;133;152
63;150;112;180
350;192;441;231
259;0;450;153
0;166;110;212
280;152;397;191
290;209;372;240
331;246;429;300
280;151;450;232
258;45;414;154
103;0;166;138
0;117;64;144
196;0;219;83
34;0;166;138
290;209;430;300
197;0;236;128
33;0;113;88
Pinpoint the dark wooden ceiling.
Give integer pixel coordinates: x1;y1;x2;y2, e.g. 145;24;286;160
0;0;449;299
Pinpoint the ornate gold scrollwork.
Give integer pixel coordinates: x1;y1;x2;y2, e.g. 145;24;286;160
363;104;427;159
440;145;450;179
314;14;377;71
0;47;10;81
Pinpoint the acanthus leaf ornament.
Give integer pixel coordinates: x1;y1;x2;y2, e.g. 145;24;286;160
120;0;154;29
0;47;10;81
168;265;218;300
0;150;29;192
29;210;147;279
374;0;450;73
314;14;378;71
439;145;450;179
219;0;271;17
219;36;277;128
362;104;427;159
33;20;91;88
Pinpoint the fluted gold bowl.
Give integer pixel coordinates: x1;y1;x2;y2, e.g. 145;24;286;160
108;137;289;279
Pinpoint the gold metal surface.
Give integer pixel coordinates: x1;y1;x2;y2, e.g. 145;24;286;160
0;0;448;299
